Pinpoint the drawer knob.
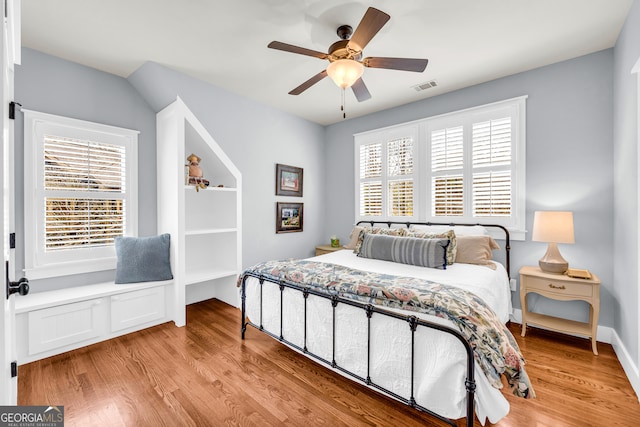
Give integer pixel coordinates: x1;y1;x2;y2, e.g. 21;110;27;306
548;283;566;290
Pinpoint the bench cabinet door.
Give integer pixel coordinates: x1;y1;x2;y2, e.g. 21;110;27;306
110;287;166;332
28;298;106;355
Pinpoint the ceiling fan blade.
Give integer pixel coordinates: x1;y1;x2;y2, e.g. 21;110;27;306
268;41;328;60
288;70;328;95
348;7;390;51
351;78;371;102
364;57;429;72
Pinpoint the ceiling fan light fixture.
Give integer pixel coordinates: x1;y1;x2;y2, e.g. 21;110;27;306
326;59;364;89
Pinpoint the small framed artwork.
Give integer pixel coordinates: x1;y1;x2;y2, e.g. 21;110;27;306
276;202;303;233
276;163;303;197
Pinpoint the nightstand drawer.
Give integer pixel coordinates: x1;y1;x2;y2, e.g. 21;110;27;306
525;275;592;297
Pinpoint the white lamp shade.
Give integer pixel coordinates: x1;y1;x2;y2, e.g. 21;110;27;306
326;59;364;89
532;211;575;244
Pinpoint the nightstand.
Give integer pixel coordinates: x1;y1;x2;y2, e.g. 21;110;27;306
315;245;344;256
519;266;601;355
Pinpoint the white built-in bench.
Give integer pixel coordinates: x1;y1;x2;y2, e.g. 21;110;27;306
15;280;174;364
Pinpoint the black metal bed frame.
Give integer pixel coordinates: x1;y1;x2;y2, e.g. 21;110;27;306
241;222;511;427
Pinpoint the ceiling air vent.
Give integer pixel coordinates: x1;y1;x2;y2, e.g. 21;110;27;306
413;80;438;92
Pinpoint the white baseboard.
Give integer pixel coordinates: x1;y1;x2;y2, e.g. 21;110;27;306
510;308;640;401
611;329;640;401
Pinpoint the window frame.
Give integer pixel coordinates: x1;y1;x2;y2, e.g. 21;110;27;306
354;96;527;240
23;110;139;279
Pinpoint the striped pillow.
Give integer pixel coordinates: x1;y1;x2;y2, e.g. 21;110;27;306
357;233;449;269
406;229;457;265
352;226;407;254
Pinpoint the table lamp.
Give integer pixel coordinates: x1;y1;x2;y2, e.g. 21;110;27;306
532;211;574;274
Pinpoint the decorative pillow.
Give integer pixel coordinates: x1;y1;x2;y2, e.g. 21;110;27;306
343;226;365;250
455;235;500;270
409;224;487;236
352;226;407;253
406;229;457;265
357;233;448;269
115;234;173;284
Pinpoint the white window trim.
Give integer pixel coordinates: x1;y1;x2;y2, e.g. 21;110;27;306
23;110;139;279
354;96;527;240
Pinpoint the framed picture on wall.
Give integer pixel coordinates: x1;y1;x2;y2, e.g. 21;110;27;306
276;163;303;197
276;202;303;233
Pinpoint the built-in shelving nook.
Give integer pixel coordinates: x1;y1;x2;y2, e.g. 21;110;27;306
157;97;242;327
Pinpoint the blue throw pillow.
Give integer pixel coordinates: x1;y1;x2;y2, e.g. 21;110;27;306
357;233;449;269
115;234;173;284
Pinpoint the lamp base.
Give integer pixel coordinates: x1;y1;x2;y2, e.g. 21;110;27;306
538;242;569;274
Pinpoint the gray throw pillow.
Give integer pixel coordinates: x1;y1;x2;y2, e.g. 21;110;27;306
115;234;173;284
357;233;449;269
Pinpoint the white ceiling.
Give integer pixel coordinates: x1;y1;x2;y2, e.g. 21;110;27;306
22;0;633;126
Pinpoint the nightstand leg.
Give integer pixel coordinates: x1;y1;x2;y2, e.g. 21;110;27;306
520;291;527;337
590;304;599;355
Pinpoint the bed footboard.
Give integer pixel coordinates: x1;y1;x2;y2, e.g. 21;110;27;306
240;272;476;427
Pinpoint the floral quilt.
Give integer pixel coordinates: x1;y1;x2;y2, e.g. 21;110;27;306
239;259;535;399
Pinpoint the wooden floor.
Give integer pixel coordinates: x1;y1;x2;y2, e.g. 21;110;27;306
19;299;640;426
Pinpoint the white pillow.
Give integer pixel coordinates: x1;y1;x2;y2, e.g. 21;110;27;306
409;224;488;236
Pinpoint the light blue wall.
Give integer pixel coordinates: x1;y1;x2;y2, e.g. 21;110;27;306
127;62;326;268
324;50;615;327
613;0;640;363
14;48;157;291
15;51;327;293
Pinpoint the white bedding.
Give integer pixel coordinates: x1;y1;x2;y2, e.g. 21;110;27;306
313;250;512;323
242;250;512;424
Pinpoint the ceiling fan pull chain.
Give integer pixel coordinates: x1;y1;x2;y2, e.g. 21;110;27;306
342;88;346;119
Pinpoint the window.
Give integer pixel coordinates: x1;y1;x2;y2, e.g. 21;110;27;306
355;97;526;239
356;126;418;220
24;110;139;279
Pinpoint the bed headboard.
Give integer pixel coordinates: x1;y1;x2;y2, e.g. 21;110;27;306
355;221;511;279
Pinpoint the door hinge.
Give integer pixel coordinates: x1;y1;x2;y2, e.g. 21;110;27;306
8;101;21;120
11;361;17;378
9;233;15;249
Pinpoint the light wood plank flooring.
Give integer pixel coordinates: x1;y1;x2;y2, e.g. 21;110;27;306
18;299;640;426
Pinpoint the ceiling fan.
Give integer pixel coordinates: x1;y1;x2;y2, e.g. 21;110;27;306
268;7;429;104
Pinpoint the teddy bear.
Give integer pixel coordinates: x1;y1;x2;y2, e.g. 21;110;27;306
186;153;209;191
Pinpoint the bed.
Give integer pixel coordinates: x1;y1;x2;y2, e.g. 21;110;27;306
239;222;533;426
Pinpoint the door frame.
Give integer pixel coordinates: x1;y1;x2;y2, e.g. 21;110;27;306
634;55;640;400
0;0;20;405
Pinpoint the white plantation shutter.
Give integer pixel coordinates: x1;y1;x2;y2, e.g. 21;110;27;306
432;175;463;216
388;179;413;216
355;96;525;236
472;171;511;216
472;118;512;167
387;136;414;217
431;127;464;216
359;143;383;216
360;182;382;216
387;137;413;176
431;127;463;172
24;110;138;279
472;117;512;217
44;136;126;250
360;143;381;179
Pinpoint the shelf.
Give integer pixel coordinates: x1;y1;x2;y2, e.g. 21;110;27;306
185;269;238;286
185;228;237;236
184;185;236;192
525;312;592;337
158;97;242;319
